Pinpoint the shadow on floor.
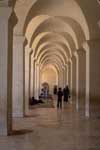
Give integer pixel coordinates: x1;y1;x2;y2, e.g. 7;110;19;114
25;114;40;118
11;129;33;136
29;99;54;109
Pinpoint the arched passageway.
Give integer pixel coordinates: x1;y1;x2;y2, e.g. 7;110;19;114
41;65;58;94
0;0;100;137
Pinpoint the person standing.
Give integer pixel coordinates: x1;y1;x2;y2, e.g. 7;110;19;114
63;85;70;102
57;88;63;109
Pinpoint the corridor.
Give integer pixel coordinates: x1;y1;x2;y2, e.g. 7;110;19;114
1;0;100;143
0;99;100;150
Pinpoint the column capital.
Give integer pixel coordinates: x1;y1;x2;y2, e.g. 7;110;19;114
25;45;33;55
36;62;39;66
73;51;78;58
71;55;76;64
62;65;65;70
0;6;12;19
33;57;37;61
13;34;25;44
71;54;76;60
67;58;72;64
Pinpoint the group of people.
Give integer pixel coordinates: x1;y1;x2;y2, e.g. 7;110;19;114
57;85;70;109
41;87;49;98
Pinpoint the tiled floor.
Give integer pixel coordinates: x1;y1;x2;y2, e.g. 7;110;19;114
0;99;100;150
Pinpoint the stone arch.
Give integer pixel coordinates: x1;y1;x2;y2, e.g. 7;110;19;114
23;0;89;41
75;0;100;39
40;62;61;87
40;53;65;66
39;50;66;65
40;62;60;75
26;16;81;50
32;31;76;58
34;43;68;61
41;58;65;87
31;31;73;57
37;48;67;64
40;57;64;71
33;41;69;60
41;64;59;89
41;64;58;78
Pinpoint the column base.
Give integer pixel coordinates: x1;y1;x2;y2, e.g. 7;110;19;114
13;112;24;118
85;109;90;118
0;127;7;136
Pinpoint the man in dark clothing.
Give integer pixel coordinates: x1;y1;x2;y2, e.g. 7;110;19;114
63;85;70;102
57;88;63;108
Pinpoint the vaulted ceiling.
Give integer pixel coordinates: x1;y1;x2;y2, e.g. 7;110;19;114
4;0;100;72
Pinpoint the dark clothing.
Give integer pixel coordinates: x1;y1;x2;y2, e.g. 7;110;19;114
63;87;70;102
57;90;63;108
58;91;63;100
57;99;62;108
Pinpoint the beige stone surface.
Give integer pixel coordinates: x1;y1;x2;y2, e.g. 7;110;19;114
41;66;58;94
13;35;25;117
0;6;12;135
0;0;100;136
0;100;100;149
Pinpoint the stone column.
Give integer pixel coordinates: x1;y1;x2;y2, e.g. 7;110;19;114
84;43;90;117
77;49;86;115
25;47;29;115
30;55;34;98
39;68;42;94
34;60;37;99
74;50;86;114
29;53;31;100
0;6;12;135
67;60;72;102
70;60;73;99
64;64;67;85
58;69;64;89
65;64;68;85
34;62;40;99
37;64;40;98
71;55;76;101
58;71;60;87
33;59;35;96
24;46;32;115
70;59;73;103
88;40;100;117
62;66;66;88
67;61;71;89
74;52;79;110
38;66;41;95
13;35;25;117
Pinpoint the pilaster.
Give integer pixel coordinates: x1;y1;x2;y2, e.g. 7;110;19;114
0;6;12;135
13;35;25;117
